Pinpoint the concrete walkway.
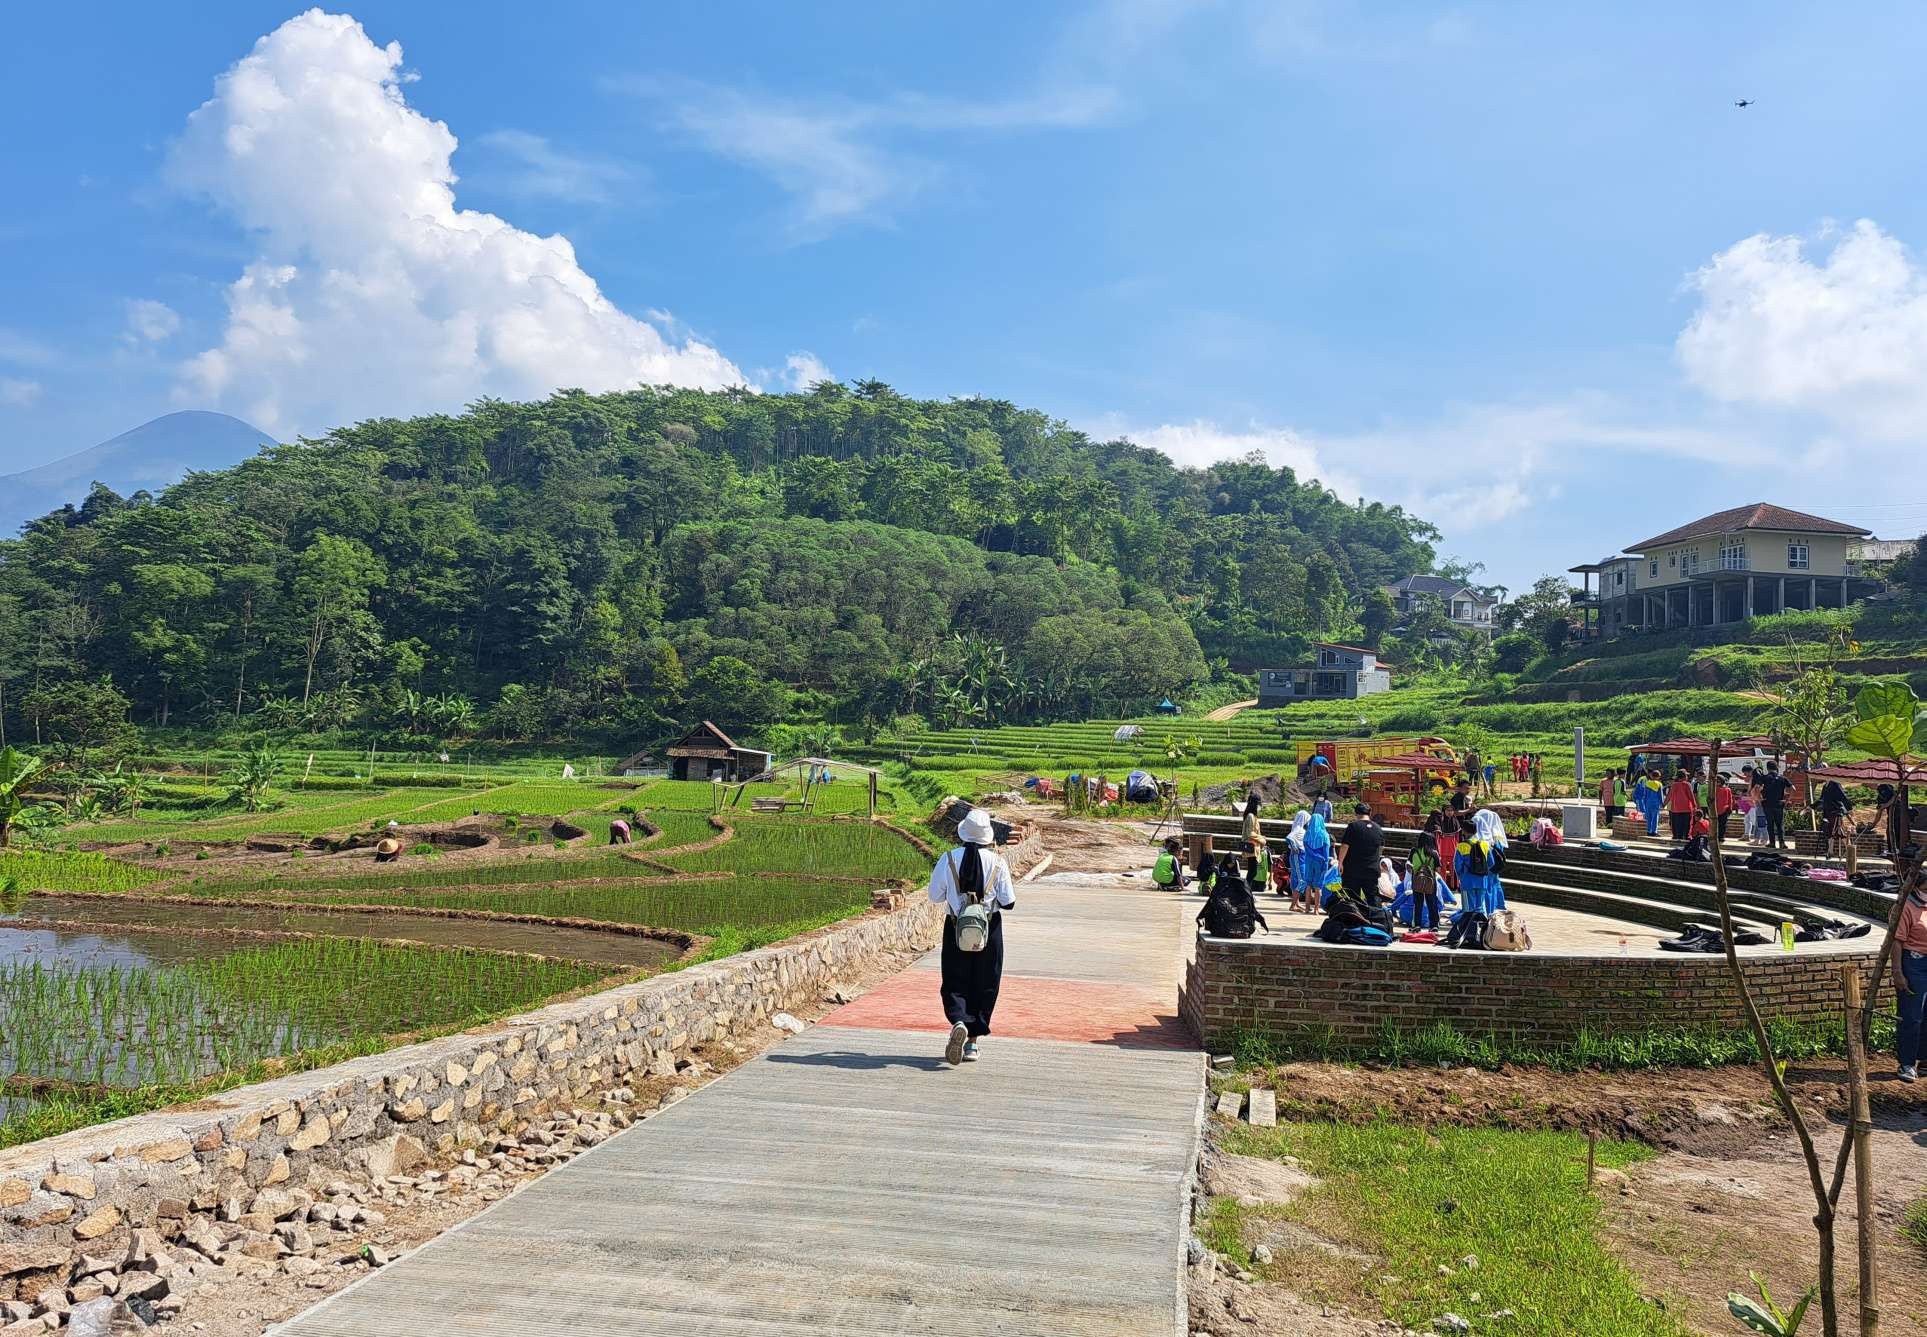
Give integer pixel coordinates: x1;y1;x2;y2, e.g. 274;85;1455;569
275;872;1203;1336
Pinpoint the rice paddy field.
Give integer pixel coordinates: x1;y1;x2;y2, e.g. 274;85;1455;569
2;756;934;1148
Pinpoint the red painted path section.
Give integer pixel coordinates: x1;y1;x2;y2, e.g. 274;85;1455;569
821;874;1197;1051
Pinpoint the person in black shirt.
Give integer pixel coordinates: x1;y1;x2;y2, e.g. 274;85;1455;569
1450;780;1472;813
1759;762;1793;851
1334;803;1384;902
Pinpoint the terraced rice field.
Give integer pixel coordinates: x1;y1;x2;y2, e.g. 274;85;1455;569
660;817;929;882
5;797;928;1144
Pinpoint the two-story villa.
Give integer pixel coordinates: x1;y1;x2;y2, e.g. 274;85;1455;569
1383;575;1500;636
1257;643;1392;704
1571;503;1877;637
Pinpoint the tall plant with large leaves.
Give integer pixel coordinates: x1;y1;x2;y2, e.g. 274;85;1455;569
0;745;47;849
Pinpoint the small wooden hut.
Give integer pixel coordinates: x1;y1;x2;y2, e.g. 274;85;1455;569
666;721;772;783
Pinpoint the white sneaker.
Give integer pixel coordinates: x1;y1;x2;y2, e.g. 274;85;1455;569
944;1023;968;1066
963;1040;980;1061
1900;1065;1917;1083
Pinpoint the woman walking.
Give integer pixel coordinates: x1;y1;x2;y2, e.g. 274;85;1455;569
926;808;1015;1065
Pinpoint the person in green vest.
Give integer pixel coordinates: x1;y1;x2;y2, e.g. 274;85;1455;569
1152;837;1188;891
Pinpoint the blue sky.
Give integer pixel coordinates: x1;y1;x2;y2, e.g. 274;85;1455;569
4;2;1927;590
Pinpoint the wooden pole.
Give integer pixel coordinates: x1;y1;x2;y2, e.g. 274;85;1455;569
1843;964;1879;1336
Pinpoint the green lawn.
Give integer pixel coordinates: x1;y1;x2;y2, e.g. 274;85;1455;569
1211;1120;1679;1337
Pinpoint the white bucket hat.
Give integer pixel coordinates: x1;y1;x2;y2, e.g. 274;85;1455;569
957;808;996;845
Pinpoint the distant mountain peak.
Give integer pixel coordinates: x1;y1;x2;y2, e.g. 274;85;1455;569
2;411;273;533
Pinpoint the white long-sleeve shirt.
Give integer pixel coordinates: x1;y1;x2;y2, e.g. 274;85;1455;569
926;846;1016;917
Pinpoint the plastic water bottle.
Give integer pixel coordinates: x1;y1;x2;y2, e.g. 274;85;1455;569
1618;934;1629;956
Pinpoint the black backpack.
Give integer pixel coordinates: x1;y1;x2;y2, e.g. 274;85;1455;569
1203;893;1255;939
1446;911;1489;950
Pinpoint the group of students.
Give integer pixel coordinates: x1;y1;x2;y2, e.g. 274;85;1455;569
1606;761;1794;850
1503;753;1542;785
1170;795;1517;949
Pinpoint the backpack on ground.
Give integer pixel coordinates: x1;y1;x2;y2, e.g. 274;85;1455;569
1339;924;1394;947
1314;898;1371;944
1446;911;1489;950
1203;894;1256;939
1482;909;1532;951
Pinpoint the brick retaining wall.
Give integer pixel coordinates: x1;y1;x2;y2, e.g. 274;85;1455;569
1181;935;1879;1050
0;894;942;1289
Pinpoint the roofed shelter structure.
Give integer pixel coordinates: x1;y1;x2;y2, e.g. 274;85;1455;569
728;756;883;816
666;720;772;783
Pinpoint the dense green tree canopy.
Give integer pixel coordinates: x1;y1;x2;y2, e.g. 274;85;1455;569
0;384;1441;744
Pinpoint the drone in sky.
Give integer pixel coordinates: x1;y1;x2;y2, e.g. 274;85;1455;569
1734;98;1755;107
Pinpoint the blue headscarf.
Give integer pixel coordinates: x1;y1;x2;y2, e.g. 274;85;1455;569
1303;812;1332;852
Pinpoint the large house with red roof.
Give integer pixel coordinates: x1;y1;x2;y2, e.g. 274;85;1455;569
1570;503;1880;639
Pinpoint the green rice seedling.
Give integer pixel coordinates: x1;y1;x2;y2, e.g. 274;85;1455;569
660;816;926;882
0;941;610;1105
0;850;162;894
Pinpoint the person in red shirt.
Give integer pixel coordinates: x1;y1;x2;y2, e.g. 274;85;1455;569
1713;776;1735;841
1665;773;1700;841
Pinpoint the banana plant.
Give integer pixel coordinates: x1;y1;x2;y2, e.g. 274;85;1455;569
0;745;48;849
1727;1272;1813;1335
223;741;284;813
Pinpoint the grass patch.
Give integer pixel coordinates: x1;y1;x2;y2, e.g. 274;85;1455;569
1904;1196;1927;1255
1222;1015;1895;1073
1221;1120;1681;1336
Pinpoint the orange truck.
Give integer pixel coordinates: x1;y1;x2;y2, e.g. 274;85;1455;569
1294;736;1461;794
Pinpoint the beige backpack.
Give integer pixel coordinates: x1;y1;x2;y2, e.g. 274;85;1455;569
1483;909;1532;951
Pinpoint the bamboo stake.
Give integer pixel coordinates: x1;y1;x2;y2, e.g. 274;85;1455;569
1843;964;1878;1336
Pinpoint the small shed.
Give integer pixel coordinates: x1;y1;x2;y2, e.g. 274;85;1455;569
667;721;772;783
612;749;661;778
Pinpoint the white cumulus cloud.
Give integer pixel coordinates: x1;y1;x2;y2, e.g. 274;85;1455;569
1087;398;1733;528
1678;219;1927;442
167;9;743;436
124;299;182;345
781;351;834;391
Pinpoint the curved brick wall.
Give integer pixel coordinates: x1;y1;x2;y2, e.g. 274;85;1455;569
1181;936;1879;1049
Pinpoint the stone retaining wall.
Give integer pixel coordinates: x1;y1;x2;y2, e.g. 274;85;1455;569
0;893;942;1293
1181;935;1879;1051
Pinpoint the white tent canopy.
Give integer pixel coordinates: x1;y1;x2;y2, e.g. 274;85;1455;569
1113;725;1144;742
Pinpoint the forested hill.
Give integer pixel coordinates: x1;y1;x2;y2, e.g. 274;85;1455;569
0;383;1439;743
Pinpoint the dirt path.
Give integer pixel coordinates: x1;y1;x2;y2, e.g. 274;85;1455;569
1205;699;1260;722
982;803;1160;874
1604;1104;1927;1335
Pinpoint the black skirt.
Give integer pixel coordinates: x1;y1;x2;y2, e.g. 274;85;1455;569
938;912;1004;1037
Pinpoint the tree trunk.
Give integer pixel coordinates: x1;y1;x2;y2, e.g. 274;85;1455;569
1705;740;1842;1335
1843;966;1879;1335
233;595;254;721
303;608;324;707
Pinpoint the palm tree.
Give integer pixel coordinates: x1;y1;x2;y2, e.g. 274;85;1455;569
0;746;47;848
